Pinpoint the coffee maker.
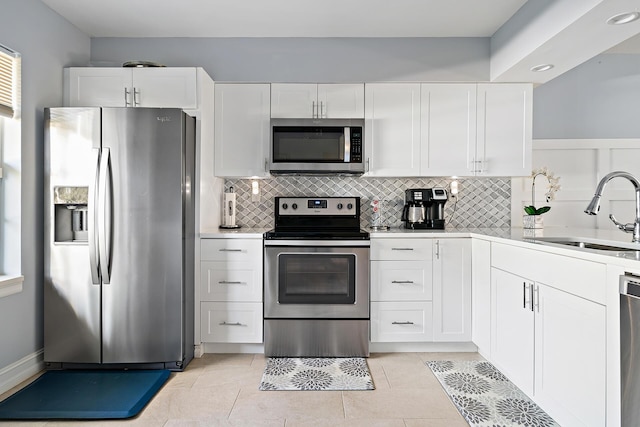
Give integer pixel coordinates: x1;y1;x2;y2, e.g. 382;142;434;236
401;188;448;229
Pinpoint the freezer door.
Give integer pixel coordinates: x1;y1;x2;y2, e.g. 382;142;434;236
100;108;193;365
44;107;102;364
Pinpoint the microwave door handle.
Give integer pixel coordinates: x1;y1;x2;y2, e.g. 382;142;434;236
344;127;350;162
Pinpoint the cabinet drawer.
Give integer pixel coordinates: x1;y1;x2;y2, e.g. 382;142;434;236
371;239;433;261
201;238;263;262
200;302;263;343
200;262;262;302
371;260;432;301
371;301;433;342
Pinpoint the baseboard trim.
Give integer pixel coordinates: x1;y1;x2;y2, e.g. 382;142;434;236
370;342;478;353
202;343;265;354
0;349;44;396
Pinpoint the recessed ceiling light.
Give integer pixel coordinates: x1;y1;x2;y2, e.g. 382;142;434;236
607;12;640;25
530;64;554;72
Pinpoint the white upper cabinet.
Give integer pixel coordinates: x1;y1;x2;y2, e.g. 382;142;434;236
364;83;421;177
271;83;364;118
317;84;365;118
421;84;477;176
476;83;532;176
65;67;198;109
365;82;531;177
214;83;270;178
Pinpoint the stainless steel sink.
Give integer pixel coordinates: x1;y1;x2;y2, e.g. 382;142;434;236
530;237;640;255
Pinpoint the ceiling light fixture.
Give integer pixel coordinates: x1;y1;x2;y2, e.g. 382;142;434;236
606;12;640;25
530;64;554;72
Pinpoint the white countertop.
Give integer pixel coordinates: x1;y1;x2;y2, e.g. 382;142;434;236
370;225;640;267
200;225;640;268
200;227;270;238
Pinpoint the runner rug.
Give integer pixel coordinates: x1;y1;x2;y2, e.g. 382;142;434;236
426;360;559;427
259;357;375;391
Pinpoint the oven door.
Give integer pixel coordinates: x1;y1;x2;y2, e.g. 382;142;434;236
264;240;370;319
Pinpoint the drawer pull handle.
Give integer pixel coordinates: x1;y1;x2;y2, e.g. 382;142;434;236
219;248;242;252
392;321;415;325
391;280;414;284
219;321;244;326
219;281;243;284
391;248;414;251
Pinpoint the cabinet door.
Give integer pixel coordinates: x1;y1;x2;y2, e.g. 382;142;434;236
491;267;534;396
132;68;197;108
317;84;365;118
432;239;472;342
364;83;421;176
471;239;491;356
214;84;270;177
66;68;131;107
421;84;476;176
534;284;606;427
476;83;532;176
270;83;317;118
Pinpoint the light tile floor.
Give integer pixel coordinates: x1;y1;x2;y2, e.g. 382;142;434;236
0;352;484;426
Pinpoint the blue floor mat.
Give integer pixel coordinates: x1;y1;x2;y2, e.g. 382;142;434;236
0;369;170;420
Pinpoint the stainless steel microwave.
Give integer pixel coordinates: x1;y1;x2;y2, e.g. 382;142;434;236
269;118;365;175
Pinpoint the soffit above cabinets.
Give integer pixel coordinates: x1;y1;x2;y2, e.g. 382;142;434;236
41;0;640;85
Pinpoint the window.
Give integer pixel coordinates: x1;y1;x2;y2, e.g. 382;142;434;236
0;43;22;297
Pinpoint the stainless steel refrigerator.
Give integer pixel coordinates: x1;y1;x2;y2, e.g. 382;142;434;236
44;107;195;371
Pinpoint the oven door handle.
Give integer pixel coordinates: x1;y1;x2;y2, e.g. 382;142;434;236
264;240;370;247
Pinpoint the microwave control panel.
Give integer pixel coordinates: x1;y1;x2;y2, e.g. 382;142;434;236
349;128;362;163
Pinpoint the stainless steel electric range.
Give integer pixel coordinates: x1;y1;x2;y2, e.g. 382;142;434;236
263;196;370;357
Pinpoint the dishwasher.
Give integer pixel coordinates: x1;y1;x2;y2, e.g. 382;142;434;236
620;273;640;426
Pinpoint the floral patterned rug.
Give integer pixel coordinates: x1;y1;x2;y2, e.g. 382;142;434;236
427;360;559;427
259;357;375;391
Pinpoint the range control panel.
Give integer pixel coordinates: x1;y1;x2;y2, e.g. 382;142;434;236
277;197;358;216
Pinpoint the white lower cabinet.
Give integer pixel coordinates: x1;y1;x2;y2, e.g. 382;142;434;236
371;301;433;342
200;302;262;343
471;238;491;356
491;268;535;395
534;284;606;427
433;238;472;342
370;237;471;343
490;242;606;427
199;237;263;344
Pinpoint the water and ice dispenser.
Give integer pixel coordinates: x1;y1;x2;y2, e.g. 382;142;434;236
53;186;89;243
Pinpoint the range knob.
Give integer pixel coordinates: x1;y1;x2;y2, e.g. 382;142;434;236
347;203;354;210
282;203;288;210
337;203;344;210
292;203;298;210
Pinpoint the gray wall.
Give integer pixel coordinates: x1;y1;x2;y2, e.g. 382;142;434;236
0;0;89;369
90;37;490;82
533;53;640;139
92;37;640;139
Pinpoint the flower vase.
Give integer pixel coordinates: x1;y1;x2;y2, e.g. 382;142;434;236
523;214;544;229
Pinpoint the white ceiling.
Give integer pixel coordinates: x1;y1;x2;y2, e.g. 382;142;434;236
41;0;528;38
40;0;640;84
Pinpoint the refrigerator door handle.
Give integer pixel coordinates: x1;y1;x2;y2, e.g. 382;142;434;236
88;148;101;284
98;147;113;284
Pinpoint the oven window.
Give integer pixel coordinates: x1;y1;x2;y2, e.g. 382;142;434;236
278;253;356;304
272;126;345;162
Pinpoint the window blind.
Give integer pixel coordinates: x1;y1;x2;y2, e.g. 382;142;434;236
0;47;16;118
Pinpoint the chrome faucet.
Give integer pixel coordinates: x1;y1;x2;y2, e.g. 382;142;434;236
584;171;640;243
